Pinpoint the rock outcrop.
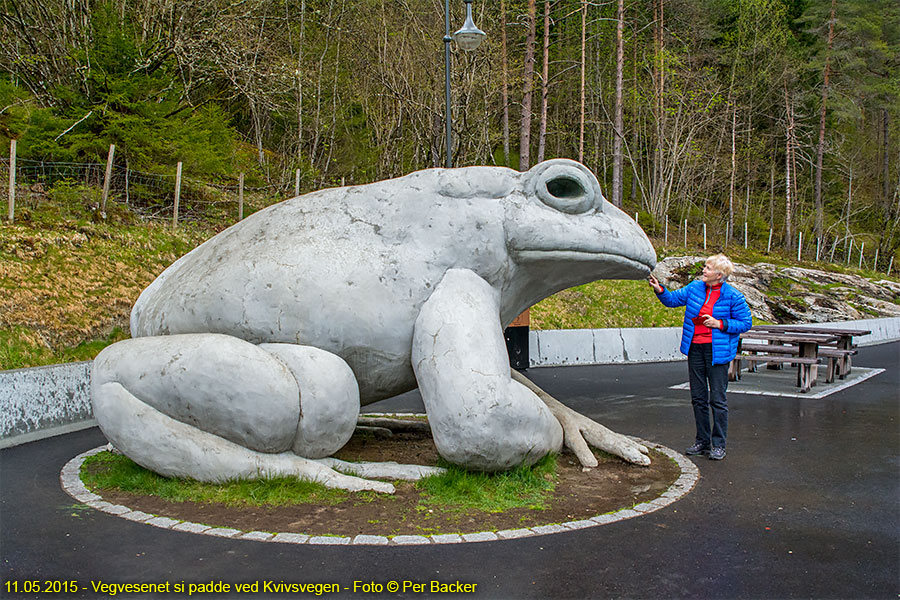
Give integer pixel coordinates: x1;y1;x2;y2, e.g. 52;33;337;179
653;256;900;324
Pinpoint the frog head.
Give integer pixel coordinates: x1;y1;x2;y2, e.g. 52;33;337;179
500;159;657;320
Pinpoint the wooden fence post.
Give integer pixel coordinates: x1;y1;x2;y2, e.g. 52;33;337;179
7;139;15;223
173;161;182;229
238;172;244;221
815;237;821;262
767;228;773;253
101;144;115;214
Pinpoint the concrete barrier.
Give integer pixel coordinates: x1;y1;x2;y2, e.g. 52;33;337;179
530;327;684;366
529;316;900;367
0;361;95;448
2;317;898;447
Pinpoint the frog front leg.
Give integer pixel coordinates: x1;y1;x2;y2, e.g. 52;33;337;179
413;269;649;470
90;334;397;493
412;269;564;471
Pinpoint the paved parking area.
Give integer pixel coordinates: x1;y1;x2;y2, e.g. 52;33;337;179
2;342;898;599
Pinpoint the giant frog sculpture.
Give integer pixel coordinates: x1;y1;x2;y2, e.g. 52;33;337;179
91;159;657;493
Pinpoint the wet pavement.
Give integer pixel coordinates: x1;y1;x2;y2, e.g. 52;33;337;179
2;342;898;599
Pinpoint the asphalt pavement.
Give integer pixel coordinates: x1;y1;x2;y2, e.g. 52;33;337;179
2;342;898;599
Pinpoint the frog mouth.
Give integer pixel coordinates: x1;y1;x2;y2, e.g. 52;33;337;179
514;250;655;275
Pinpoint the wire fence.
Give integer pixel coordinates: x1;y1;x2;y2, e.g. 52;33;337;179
2;154;289;225
1;152;895;276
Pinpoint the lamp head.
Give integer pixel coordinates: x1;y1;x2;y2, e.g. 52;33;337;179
453;1;486;51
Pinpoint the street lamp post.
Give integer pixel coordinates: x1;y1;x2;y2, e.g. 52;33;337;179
444;0;486;168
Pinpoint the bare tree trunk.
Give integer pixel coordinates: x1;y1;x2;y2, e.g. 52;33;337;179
578;0;587;163
296;0;306;163
631;25;638;203
237;10;270;171
884;108;891;217
728;106;736;246
744;110;751;233
814;0;836;243
519;0;537;170
611;0;625;208
784;86;795;250
501;0;510;166
880;108;892;255
652;0;665;212
770;154;775;228
323;4;343;176
845;166;853;239
537;0;551;163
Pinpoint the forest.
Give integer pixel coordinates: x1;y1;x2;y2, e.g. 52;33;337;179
1;0;898;261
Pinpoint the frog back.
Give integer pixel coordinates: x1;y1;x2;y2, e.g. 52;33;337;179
131;170;514;402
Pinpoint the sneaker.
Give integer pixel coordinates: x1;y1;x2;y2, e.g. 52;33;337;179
685;442;710;456
709;447;726;460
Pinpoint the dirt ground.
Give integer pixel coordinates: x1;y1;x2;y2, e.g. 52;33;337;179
89;430;680;537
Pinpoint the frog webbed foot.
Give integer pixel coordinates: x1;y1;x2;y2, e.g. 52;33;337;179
511;371;651;467
259;453;398;493
317;458;445;481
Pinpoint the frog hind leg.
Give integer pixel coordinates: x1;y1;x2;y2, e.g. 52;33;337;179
412;268;564;472
259;343;446;480
90;334;393;493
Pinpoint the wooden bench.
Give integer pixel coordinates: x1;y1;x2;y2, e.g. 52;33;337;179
731;354;821;392
818;347;859;382
737;342;857;384
748;325;870;377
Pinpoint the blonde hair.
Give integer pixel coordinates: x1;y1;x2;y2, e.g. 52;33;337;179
706;254;734;279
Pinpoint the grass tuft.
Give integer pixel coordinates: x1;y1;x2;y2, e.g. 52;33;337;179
415;454;558;513
81;450;563;514
81;451;348;507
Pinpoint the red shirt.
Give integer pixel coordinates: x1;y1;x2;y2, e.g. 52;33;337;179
692;284;722;344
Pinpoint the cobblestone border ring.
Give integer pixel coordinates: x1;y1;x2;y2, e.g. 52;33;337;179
60;436;699;546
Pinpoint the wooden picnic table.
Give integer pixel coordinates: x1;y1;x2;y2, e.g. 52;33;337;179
737;330;840;392
747;324;871;376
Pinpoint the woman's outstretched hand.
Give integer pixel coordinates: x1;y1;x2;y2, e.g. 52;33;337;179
648;274;663;294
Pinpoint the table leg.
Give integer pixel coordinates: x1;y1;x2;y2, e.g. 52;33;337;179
767;342;785;370
798;342;818;391
728;358;740;381
837;335;852;378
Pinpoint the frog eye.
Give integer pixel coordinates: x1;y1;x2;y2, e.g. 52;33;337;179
526;160;601;214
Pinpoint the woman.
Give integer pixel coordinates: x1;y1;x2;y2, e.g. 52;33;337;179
648;254;752;460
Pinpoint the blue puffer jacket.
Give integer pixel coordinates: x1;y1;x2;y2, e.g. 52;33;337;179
656;280;753;365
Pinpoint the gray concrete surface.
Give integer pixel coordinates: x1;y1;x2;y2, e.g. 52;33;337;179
2;341;897;599
673;365;885;399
